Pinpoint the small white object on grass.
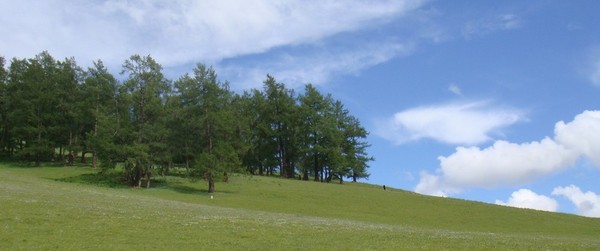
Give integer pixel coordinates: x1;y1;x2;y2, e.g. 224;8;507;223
210;195;214;199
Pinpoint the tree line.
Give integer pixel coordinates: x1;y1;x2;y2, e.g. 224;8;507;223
0;52;373;192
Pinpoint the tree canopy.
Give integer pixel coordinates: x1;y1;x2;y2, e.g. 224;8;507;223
0;52;373;192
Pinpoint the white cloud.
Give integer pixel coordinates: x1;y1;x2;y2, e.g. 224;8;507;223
495;189;559;212
376;101;525;145
0;0;427;71
415;110;600;197
439;138;578;188
414;171;458;197
553;185;600;217
555;110;600;166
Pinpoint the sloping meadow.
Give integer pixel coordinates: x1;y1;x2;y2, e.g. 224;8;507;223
1;165;599;250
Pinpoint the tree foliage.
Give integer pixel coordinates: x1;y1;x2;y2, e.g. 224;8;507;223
0;52;373;192
172;64;240;192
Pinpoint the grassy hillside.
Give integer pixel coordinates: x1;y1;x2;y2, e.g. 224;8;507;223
1;164;599;250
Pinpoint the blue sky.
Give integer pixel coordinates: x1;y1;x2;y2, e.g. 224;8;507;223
2;0;600;217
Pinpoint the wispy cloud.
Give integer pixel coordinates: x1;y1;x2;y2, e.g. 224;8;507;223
375;101;525;145
415;110;600;198
219;40;415;90
462;13;521;38
495;189;559;212
448;83;462;96
588;55;600;87
577;46;600;87
0;0;427;71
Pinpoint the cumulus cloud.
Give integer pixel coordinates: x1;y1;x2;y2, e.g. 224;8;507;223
553;185;600;217
555;111;600;166
415;110;600;197
414;171;458;197
376;101;525;145
0;0;427;71
495;189;558;212
439;138;578;188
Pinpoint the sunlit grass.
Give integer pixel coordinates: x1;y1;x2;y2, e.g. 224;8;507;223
1;163;599;250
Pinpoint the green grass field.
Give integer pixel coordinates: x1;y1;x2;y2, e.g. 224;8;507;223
1;163;599;250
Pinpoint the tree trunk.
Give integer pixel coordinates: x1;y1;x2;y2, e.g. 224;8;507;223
136;168;142;188
302;168;309;180
92;105;98;169
313;155;319;182
207;171;215;193
66;130;73;165
185;156;190;172
146;172;151;188
67;151;74;166
59;146;64;162
92;150;97;169
80;151;86;163
278;137;287;177
36;131;42;167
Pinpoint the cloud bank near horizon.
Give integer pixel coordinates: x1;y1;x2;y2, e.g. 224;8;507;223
495;189;558;212
493;186;600;217
414;110;600;217
553;185;600;217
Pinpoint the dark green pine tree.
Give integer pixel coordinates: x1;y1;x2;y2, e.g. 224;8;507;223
119;54;170;187
6;52;63;166
174;64;240;193
298;84;373;183
239;89;274;176
52;57;84;165
323;99;349;183
262;75;299;178
329;100;373;183
0;56;8;155
342;114;373;182
298;84;330;181
80;60;118;169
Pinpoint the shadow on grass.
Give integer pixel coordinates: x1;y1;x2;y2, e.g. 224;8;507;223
55;171;218;195
55;171;129;188
168;184;208;194
2;160;93;169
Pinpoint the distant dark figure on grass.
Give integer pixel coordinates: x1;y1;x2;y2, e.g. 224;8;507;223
383;185;386;190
